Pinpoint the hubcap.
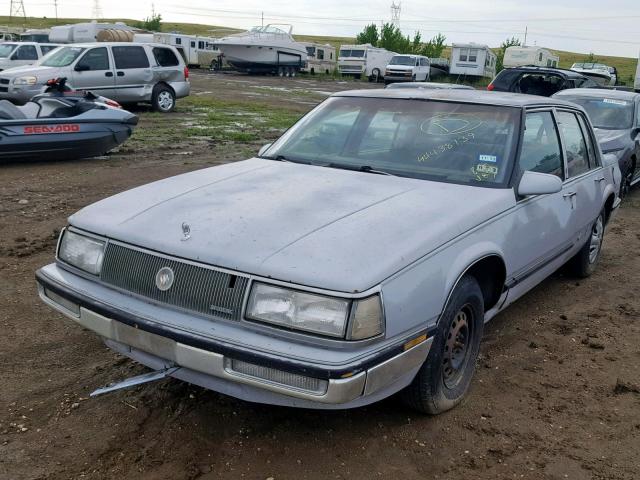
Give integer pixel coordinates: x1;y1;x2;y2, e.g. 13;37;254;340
442;305;473;389
157;91;174;111
589;215;604;264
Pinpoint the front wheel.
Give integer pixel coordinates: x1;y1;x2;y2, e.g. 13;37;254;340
402;275;484;414
567;211;605;278
151;85;176;113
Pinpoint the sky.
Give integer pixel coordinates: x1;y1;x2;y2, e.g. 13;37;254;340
5;0;640;58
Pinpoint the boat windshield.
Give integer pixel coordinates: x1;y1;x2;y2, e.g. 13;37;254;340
263;96;521;187
389;56;417;66
40;46;86;67
0;44;17;58
559;96;634;129
572;63;609;71
249;25;289;35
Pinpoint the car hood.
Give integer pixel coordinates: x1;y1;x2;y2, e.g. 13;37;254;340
0;65;56;78
69;158;515;292
594;128;631;153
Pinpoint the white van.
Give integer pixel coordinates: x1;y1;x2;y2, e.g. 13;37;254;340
384;54;430;84
338;44;396;81
504;46;559;68
0;42;60;71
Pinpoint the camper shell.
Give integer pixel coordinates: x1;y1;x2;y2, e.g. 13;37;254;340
449;43;496;78
338;44;396;81
301;42;336;75
503;46;559;68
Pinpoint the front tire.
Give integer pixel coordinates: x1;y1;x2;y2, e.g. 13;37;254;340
151;85;176;113
567;211;605;278
402;275;484;414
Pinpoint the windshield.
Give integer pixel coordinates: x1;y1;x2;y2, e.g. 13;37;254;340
561;96;634;129
40;46;85;67
0;44;17;58
264;97;520;187
340;49;365;58
389;56;416;66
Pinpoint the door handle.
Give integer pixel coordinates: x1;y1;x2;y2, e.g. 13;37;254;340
563;191;576;198
105;71;113;77
117;71;124;77
594;176;605;183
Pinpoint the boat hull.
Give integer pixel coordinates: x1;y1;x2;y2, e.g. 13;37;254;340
218;44;306;72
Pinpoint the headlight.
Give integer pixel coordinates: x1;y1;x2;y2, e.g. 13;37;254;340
57;229;105;275
246;283;383;339
13;76;37;86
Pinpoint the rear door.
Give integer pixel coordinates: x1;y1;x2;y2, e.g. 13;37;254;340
555;109;605;246
150;46;184;84
71;46;115;97
111;45;153;102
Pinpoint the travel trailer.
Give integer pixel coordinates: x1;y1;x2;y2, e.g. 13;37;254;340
449;43;497;78
384;54;430;84
134;32;219;68
338;44;396;81
49;22;135;44
301;42;336;74
503;46;559;68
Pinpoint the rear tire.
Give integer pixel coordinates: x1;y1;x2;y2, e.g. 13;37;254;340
151;85;175;113
402;275;484;414
620;163;633;200
567;211;605;278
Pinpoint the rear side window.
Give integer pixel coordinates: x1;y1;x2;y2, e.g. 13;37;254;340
520;111;563;179
112;46;150;69
15;45;37;60
577;114;599;168
153;47;180;67
557;111;590;178
78;48;109;71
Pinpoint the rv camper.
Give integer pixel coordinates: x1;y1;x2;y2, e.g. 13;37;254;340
338;44;396;81
301;42;336;74
20;29;50;43
449;43;497;78
134;32;219;68
503;46;559;68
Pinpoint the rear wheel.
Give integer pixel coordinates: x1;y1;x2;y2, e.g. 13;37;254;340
151;85;175;113
278;66;285;77
620;163;634;200
567;210;605;278
402;275;484;414
369;68;381;82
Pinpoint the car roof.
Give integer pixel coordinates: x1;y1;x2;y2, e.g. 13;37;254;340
332;88;582;109
385;82;473;90
501;66;587;78
554;88;640;101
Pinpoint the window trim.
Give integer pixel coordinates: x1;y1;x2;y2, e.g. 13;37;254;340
575;112;600;169
554;108;596;181
517;108;565;182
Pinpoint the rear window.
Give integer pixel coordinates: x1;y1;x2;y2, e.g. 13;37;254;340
516;73;564;96
153;47;180;67
112;46;150;69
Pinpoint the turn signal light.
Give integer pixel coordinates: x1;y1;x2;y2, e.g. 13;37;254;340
403;334;428;351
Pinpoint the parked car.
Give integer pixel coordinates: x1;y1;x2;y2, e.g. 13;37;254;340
37;90;620;414
384;54;430;84
0;42;60;71
553;88;640;198
385;81;473;90
488;66;599;96
0;42;189;112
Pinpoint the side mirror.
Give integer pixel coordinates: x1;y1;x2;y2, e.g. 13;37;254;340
517;171;563;196
258;143;272;157
74;64;90;72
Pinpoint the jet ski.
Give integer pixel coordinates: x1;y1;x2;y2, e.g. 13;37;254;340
0;78;138;161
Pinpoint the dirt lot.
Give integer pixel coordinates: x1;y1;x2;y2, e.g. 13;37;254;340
1;72;639;480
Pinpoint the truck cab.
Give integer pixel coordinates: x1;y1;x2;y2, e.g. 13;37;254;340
0;42;60;71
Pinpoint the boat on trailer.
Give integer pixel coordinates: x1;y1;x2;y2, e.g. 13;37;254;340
215;25;308;76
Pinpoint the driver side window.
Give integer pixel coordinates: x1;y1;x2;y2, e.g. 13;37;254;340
77;48;110;71
519;111;564;179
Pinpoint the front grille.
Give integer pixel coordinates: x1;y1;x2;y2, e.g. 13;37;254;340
100;243;249;321
0;87;7;93
0;78;8;84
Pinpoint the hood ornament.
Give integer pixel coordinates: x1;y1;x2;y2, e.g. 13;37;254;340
181;222;191;241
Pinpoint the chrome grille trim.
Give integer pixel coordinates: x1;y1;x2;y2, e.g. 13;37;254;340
100;242;249;321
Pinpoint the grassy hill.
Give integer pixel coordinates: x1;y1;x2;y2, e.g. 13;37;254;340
2;16;637;84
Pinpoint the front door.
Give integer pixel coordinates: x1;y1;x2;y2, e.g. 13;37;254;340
71;47;115;98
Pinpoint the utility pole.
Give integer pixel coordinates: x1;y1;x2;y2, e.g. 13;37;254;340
54;0;58;20
261;11;264;27
524;26;528;46
9;0;26;22
92;0;103;19
391;2;401;26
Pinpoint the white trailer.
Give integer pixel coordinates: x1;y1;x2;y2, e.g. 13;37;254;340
635;51;640;91
449;43;496;78
49;22;134;43
134;32;219;68
504;46;559;68
338;44;397;81
301;42;336;75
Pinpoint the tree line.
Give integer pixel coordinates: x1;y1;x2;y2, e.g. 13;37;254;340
356;23;447;59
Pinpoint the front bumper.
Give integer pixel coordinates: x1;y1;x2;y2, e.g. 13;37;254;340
36;266;432;409
0;83;41;104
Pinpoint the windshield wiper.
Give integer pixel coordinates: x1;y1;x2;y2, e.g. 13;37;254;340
259;154;312;165
322;162;397;176
359;165;396;176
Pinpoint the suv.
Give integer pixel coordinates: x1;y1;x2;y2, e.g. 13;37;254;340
488;66;599;97
0;42;60;71
0;42;190;112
